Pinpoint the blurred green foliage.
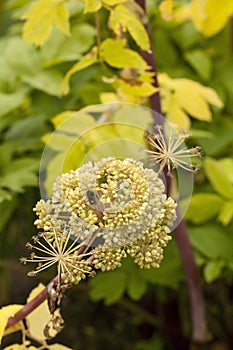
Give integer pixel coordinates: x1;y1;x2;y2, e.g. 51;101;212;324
0;0;233;349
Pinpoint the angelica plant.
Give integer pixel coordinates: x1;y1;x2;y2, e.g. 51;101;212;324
21;158;176;309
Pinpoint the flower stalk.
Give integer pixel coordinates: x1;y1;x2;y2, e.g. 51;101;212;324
6;158;176;335
135;0;209;344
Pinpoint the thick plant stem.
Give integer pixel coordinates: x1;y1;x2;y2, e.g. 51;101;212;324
136;0;209;343
174;209;209;342
5;279;53;330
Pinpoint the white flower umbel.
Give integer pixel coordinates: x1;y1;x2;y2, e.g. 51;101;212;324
22;157;176;283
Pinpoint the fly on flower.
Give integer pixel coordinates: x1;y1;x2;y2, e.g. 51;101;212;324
144;124;202;176
86;190;99;206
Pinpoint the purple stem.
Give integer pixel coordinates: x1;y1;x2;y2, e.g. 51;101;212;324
6;277;57;330
135;0;209;343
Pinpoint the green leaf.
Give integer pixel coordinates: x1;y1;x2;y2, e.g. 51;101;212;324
0;199;17;231
0;189;12;203
120;258;147;301
188;224;233;259
152;29;178;68
22;0;70;46
89;271;127;305
172;21;203;50
195;120;233;156
203;260;224;283
0;89;28;118
184;49;213;81
127;271;147;301
185;193;224;224
61;47;98;95
140;241;183;288
77;83;103;105
4;116;47;153
41;23;96;67
0;142;18;168
5;115;47;141
218;158;233;184
204;157;233;199
110;5;150;51
0;158;39;193
189;128;213;139
135;335;163;350
218;200;233;225
0;56;15;92
22;69;63;96
101;39;148;70
4;37;41;76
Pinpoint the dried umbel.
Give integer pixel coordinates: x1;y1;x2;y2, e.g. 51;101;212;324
145;124;202;175
21;158;176;286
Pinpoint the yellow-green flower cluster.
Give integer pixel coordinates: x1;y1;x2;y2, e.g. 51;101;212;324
92;247;127;272
23;157;176;285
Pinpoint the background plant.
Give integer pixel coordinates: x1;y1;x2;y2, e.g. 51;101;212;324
0;0;233;349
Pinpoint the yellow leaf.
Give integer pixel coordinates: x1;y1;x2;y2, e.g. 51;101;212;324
102;0;128;5
22;0;70;46
0;305;23;343
196;85;223;108
205;157;233;199
109;5;150;51
139;71;155;83
83;0;102;13
218;200;233;225
52;111;96;133
173;4;191;23
101;39;148;69
26;283;62;342
159;0;173;22
61;47;98;95
166;99;191;130
100;92;120;103
174;80;212;121
3;343;34;350
159;73;223;128
48;344;74;350
3;321;25;338
117;79;158;97
52;2;70;36
191;0;233;37
51;110;78;128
